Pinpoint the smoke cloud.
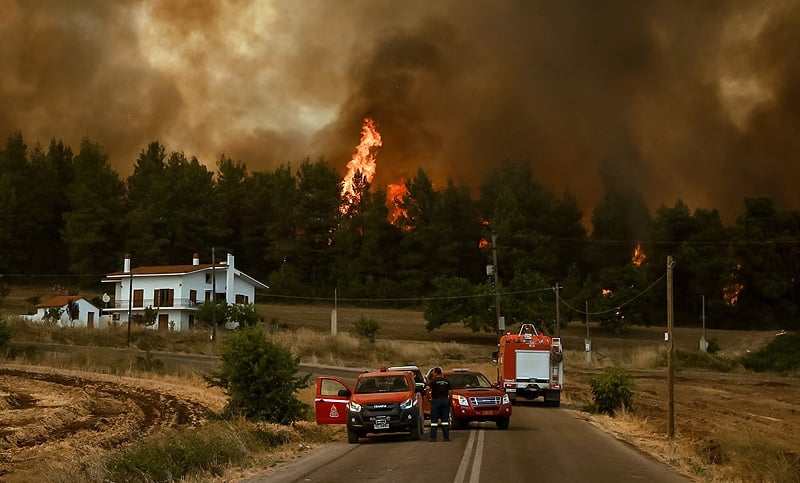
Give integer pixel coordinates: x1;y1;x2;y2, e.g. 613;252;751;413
2;0;799;223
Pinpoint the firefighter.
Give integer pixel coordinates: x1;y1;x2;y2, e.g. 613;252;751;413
428;367;452;441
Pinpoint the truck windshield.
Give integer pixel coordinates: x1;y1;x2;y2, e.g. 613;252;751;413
355;376;409;394
445;372;492;389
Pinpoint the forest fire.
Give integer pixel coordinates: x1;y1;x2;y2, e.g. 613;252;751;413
340;118;382;214
722;263;744;306
723;283;744;306
632;243;647;266
387;179;409;225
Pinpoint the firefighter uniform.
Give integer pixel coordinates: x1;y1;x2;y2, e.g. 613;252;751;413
428;368;452;441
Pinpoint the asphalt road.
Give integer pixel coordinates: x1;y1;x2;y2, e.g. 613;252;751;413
245;404;691;483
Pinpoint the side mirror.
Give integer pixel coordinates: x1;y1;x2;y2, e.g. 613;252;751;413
415;385;425;394
491;351;499;363
337;388;351;398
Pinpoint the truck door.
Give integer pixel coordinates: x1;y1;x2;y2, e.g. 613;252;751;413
314;376;351;425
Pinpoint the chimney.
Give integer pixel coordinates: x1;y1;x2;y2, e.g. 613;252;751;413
192;253;200;266
124;254;131;273
227;253;234;269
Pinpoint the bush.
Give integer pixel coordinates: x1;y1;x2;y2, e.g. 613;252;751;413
741;331;800;373
354;316;380;342
589;367;635;415
0;321;12;355
675;349;739;372
205;325;309;424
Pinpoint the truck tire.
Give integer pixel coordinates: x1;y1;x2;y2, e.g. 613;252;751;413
409;416;422;440
347;429;360;444
450;407;466;429
496;417;510;430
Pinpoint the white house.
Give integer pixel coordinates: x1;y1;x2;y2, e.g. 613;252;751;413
102;253;268;332
26;295;104;329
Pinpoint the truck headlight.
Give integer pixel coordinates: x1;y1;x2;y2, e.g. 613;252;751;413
348;401;362;412
400;397;414;410
502;394;510;405
456;395;469;407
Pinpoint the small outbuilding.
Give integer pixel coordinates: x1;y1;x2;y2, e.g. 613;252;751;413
26;295;104;328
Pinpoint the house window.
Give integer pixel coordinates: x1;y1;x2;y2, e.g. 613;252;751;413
235;294;248;304
133;290;144;308
205;273;212;284
154;289;174;307
189;290;197;305
205;290;212;302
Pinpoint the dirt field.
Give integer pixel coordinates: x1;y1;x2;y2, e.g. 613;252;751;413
1;302;799;481
0;365;228;482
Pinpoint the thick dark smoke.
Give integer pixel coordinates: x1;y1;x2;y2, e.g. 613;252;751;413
2;0;799;223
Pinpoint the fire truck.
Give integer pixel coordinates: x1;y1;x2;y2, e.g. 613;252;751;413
495;322;563;406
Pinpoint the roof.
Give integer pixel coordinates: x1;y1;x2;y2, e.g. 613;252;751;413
104;263;269;290
37;295;93;309
105;263;217;277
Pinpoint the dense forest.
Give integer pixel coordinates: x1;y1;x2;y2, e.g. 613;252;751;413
1;133;798;332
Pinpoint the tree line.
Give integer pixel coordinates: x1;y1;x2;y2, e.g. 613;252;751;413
1;133;798;332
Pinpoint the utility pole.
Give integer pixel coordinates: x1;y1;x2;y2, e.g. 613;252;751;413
667;255;676;440
127;257;133;347
211;247;216;345
700;295;707;352
585;300;591;363
554;283;562;337
491;233;504;337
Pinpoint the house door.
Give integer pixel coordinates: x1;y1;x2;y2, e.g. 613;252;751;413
87;312;94;329
158;314;169;331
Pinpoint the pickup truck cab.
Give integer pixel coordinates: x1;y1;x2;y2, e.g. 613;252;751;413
315;370;425;443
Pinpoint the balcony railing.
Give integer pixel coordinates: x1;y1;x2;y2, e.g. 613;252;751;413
106;298;201;310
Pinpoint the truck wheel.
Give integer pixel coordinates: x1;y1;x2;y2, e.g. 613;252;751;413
449;407;464;430
347;429;360;444
496;417;510;430
409;416;422;440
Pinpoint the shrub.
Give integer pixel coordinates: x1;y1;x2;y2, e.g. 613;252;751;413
354;316;380;342
0;320;12;354
229;303;260;328
205;325;309;424
741;331;800;373
589;367;634;415
671;349;739;372
706;337;720;354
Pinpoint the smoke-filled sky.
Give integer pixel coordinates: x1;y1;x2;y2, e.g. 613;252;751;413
2;0;799;223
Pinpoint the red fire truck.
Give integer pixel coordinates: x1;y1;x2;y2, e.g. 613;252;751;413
495;322;563;406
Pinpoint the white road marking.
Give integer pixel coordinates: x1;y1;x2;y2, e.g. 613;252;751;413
469;429;485;483
453;429;485;483
453;430;476;483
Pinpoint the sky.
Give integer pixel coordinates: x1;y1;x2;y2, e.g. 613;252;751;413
2;0;799;224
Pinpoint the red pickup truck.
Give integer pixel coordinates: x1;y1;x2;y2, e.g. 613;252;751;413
315;369;425;443
423;368;512;429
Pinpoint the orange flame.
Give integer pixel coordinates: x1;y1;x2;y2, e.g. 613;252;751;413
723;283;743;306
341;118;382;213
723;263;743;306
478;238;490;248
602;289;613;296
632;243;647;267
387;179;409;225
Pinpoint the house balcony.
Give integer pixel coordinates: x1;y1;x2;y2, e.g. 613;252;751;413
104;298;201;311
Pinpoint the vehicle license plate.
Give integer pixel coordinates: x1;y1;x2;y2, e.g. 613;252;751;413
374;417;389;430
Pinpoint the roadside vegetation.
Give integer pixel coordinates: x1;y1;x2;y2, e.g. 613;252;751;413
2;309;798;482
